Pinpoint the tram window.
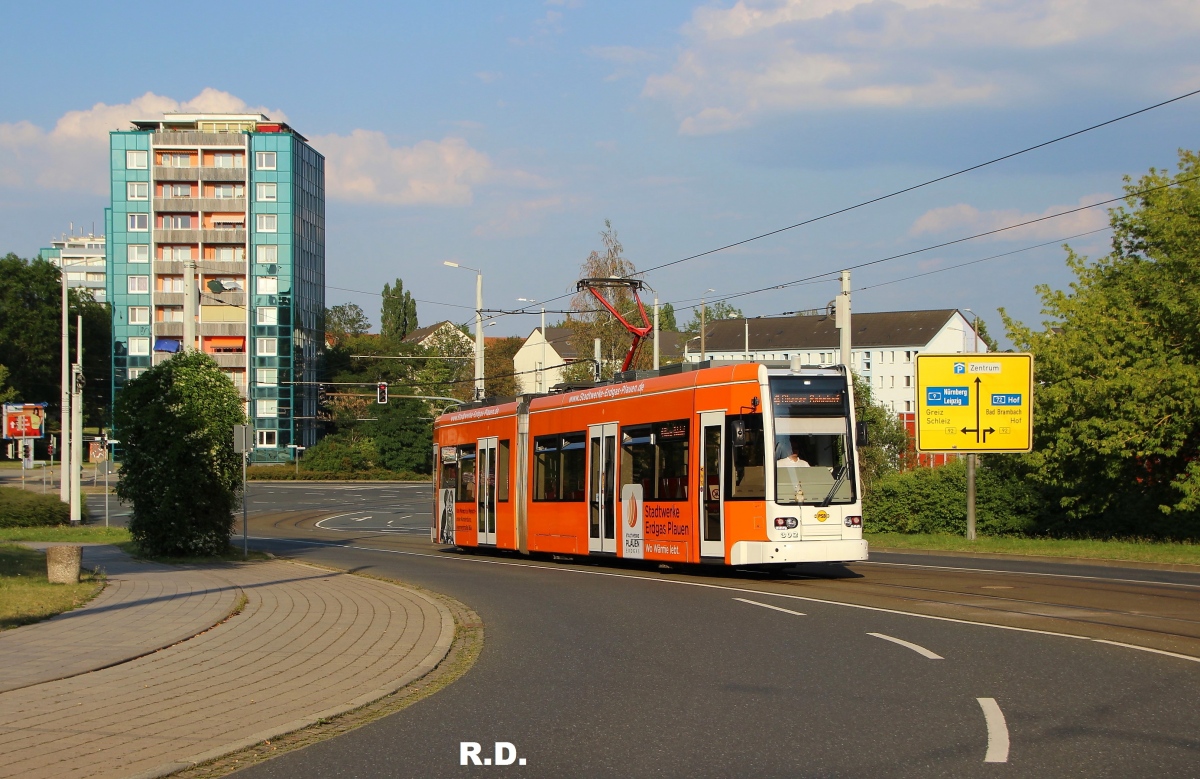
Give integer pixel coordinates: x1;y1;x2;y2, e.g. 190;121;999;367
727;414;766;500
533;432;586;501
457;444;477;503
439;448;459;493
620;420;688;501
497;440;510;502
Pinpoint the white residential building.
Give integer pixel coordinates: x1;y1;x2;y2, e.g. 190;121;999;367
684;309;987;413
41;232;107;302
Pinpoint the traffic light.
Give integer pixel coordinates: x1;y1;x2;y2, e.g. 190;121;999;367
376;382;388;404
317;384;328;406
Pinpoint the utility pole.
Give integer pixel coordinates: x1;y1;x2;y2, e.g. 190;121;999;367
963;307;980;541
70;315;83;525
594;337;602;382
836;270;852;369
653;296;660;370
60;273;71;505
443;261;484;399
183;254;197;351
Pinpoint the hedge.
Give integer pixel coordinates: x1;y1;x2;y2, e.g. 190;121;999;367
245;466;430;482
0;487;83;527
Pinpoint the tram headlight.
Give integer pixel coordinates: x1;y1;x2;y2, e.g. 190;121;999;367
845;515;862;528
775;517;798;529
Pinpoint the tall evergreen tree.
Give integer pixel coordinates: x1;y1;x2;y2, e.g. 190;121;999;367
381;279;418;341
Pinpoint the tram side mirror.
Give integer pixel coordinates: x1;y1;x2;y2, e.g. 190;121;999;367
731;419;747;448
855;421;869;447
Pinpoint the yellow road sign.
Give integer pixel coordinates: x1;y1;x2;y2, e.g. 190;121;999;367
915;354;1034;453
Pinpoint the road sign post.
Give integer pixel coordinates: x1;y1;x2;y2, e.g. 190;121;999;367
916;354;1034;540
233;425;250;558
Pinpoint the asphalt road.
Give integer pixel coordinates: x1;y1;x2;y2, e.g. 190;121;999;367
185;482;1200;778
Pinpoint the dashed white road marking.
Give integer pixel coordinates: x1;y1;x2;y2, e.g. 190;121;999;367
867;632;944;660
977;698;1010;763
733;597;805;616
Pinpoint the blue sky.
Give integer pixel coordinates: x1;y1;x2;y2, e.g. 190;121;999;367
2;0;1198;344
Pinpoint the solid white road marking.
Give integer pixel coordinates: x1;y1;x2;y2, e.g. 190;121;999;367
733;597;805;616
977;698;1010;763
867;632;944;660
861;560;1200;590
251;535;1200;664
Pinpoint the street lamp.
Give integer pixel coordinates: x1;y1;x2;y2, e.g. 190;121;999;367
964;308;981;353
443;261;484;399
518;297;546;392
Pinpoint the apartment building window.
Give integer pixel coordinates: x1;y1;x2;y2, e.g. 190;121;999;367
256;277;278;294
213;153;240;168
162;215;192;229
128;368;145;380
904;376;912;387
256;152;277;170
159;307;183;322
127;276;149;294
256;214;277;232
127;245;149;263
213;246;238;261
128;214;148;231
257;429;277;447
129;337;150;356
86;273;105;283
256;368;278;386
256;245;278;264
126;150;147;169
161;153;191;167
256;182;278;202
257;399;278;417
256;307;278;325
164;183;192;198
128;306;150;324
256;337;278;355
162;246;193;261
889;376;895;389
905;350;913;362
213;184;244;199
127;182;148;200
159;276;184;293
905;401;912;412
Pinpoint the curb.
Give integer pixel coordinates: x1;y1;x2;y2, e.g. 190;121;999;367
868;545;1200;573
124;563;458;779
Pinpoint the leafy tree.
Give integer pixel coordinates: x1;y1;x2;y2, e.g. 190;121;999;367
381;279;418;341
114;351;245;556
325;303;371;343
0;366;15;404
659;302;679;332
684;300;743;335
566;221;655;379
302;430;379;472
484;336;524;397
0;254;111;427
372;396;433;473
1002;149;1200;538
852;374;914;495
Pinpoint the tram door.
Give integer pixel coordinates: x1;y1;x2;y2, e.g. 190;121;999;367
588;423;618;553
477;437;498;546
699;411;726;558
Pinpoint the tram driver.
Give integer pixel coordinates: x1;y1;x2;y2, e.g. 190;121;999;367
776;435;812;468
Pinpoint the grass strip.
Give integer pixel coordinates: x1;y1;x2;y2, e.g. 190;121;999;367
865;532;1200;566
0;526;131;544
0;544;105;630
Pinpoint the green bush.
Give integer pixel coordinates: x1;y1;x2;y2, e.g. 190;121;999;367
245;466;429;481
301;432;379;473
864;459;1045;537
0;487;76;527
114;351;244;556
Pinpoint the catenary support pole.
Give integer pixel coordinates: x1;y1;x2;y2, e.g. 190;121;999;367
183;255;197;352
474;270;484;399
60;276;71;505
594;338;601;381
838;270;852;369
653;297;660;370
966;453;977;540
70;315;83;525
700;298;707;363
243;452;248;559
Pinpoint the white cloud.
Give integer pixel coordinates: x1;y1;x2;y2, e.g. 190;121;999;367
472;195;579;238
0;89;284;193
910;194;1111;241
644;0;1200;134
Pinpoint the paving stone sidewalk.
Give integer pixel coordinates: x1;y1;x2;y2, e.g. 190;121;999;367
0;546;454;779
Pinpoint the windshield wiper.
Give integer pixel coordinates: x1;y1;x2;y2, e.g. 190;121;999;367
820;466;848;507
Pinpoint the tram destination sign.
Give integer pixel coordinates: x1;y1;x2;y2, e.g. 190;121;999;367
915;354;1034;453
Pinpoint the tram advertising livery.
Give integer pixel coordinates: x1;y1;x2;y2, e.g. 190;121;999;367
432;361;868;567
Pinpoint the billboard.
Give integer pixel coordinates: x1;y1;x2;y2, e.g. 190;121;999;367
3;403;47;440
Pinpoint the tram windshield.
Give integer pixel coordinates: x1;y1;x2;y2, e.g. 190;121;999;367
769;376;855;505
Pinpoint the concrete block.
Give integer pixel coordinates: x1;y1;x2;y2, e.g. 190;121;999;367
46;545;81;584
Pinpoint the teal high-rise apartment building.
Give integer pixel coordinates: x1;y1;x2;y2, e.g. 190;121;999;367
106;113;325;462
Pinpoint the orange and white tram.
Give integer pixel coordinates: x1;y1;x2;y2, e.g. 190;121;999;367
432;361;868;567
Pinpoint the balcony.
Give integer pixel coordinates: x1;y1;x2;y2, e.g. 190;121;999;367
210;352;247;369
201;291;246;308
155;322;183;336
157;292;184;305
153;131;245;146
155;166;246;182
199;322;247;336
155;228;246;244
155;260;247;275
154;197;246;213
